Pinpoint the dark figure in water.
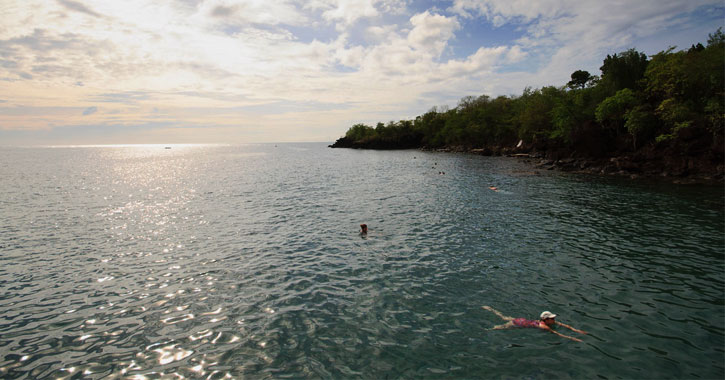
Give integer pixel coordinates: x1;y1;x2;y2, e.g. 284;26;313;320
482;305;587;342
359;224;368;236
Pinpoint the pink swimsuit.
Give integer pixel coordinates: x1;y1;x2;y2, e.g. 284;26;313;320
513;318;541;328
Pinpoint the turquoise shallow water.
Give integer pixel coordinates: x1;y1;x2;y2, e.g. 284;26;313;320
0;143;723;379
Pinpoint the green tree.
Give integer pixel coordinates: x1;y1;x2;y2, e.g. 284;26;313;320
623;105;657;148
416;109;448;147
345;123;376;141
707;27;724;46
599;48;649;93
595;88;638;132
515;86;565;142
567;70;592;89
644;33;724;142
338;29;723;156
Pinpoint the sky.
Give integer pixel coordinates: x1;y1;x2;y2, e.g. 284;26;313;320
0;0;723;145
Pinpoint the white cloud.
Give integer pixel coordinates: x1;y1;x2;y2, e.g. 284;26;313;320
441;46;506;76
313;0;407;30
439;45;526;78
321;0;379;29
0;0;721;143
451;0;718;51
450;0;564;21
505;45;526;62
365;25;399;44
335;44;366;68
330;11;460;77
447;0;722;92
407;11;460;57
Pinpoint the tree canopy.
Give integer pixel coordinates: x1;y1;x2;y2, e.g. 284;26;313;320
337;30;724;159
567;70;593;89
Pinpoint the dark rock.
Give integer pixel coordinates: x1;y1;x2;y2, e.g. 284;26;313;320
329;136;354;148
330;133;723;183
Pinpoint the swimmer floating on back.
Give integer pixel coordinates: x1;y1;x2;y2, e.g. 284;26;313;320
482;305;587;342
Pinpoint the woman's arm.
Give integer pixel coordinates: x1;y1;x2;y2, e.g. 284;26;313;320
556;321;587;334
548;328;583;342
541;324;583;342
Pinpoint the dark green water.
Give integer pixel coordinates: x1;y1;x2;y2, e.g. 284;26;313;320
0;143;723;379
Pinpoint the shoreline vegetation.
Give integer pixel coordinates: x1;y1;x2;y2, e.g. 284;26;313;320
330;30;724;184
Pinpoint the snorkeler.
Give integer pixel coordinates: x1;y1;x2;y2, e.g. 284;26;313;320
482;305;587;342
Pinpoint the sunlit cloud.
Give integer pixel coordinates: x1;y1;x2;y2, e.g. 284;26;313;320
321;0;380;30
0;0;721;144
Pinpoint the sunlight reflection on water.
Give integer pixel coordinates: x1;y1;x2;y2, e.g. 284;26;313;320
0;144;722;379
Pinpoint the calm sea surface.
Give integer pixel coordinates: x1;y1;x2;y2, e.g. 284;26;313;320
0;143;723;379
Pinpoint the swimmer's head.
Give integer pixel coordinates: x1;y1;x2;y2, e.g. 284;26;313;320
360;224;368;233
540;311;556;325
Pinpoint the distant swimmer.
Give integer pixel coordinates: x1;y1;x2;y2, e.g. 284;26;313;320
359;223;368;236
482;306;587;342
488;186;498;191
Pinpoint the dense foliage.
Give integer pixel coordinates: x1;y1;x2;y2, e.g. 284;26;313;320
338;30;724;158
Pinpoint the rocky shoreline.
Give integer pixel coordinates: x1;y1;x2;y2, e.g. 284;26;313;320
440;148;722;184
330;138;724;185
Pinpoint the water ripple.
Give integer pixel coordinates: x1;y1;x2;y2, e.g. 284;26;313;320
0;145;722;379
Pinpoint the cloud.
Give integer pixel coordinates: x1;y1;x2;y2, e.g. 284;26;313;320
0;0;721;144
450;0;564;22
364;25;398;44
447;0;723;89
56;0;103;18
407;11;460;57
322;0;379;29
450;0;719;51
210;4;236;18
82;106;97;115
199;0;308;26
0;27;108;83
328;11;460;77
2;29;80;52
440;46;510;76
89;92;150;105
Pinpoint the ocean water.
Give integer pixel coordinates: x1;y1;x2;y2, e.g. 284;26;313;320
0;143;723;379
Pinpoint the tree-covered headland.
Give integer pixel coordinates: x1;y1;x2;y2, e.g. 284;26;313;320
330;30;724;180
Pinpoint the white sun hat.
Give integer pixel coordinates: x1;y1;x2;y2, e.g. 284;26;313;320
540;311;557;319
